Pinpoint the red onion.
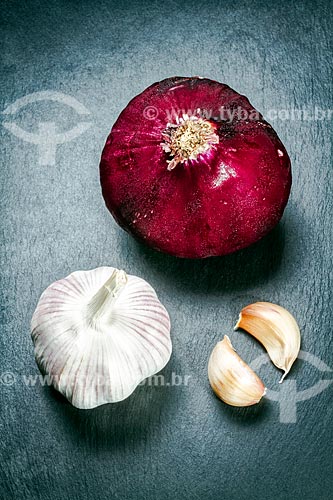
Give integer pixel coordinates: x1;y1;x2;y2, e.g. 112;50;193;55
100;77;291;258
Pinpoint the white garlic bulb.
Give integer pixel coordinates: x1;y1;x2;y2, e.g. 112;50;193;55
31;267;172;409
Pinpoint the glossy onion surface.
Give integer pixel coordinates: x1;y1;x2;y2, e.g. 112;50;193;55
100;77;291;258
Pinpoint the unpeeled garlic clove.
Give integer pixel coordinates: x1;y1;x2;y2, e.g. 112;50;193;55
235;302;300;383
208;336;266;407
31;267;172;409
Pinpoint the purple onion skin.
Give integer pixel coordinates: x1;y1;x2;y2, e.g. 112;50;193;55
100;77;291;258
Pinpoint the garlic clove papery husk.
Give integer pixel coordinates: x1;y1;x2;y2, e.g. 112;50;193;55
235;302;300;383
31;267;172;409
208;336;266;407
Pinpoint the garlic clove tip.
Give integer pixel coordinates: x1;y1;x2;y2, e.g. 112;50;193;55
234;314;241;331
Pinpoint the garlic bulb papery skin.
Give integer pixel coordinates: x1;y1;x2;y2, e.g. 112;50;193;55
235;302;300;383
208;336;266;407
31;267;172;409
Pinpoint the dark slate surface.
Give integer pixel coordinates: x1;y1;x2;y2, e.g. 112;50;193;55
1;1;332;499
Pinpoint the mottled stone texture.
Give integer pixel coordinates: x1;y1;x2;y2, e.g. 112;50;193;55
0;1;332;499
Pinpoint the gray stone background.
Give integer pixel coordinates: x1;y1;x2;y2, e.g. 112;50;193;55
0;1;332;499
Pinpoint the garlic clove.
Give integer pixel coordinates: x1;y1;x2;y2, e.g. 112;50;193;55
235;302;301;383
208;336;266;407
31;267;172;409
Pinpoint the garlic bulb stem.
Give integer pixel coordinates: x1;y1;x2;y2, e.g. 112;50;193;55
87;269;127;322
